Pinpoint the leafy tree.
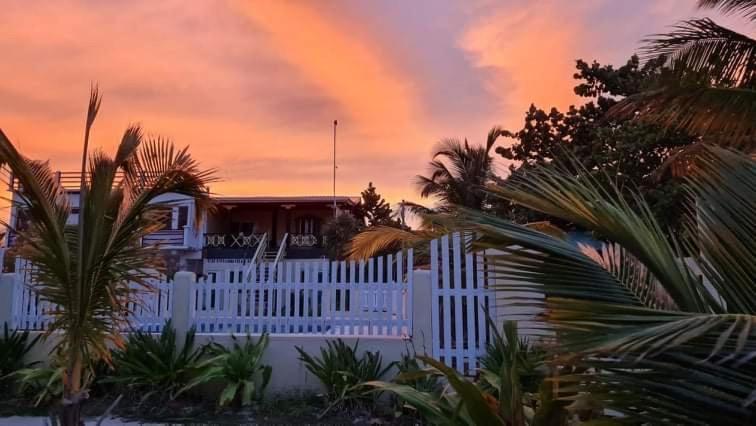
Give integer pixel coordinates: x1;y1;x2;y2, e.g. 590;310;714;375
497;56;694;232
353;182;399;227
323;213;362;260
0;88;214;425
609;0;756;152
417;127;505;212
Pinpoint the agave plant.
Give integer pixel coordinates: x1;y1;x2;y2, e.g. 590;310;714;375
182;333;272;408
108;321;207;403
0;88;214;424
296;339;394;416
0;322;40;389
453;146;756;423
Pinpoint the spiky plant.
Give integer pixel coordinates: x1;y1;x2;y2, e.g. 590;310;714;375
182;334;272;408
0;87;215;424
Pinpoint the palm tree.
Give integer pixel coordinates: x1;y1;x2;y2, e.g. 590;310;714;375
609;0;756;153
416;126;505;212
0;89;215;424
452;146;755;423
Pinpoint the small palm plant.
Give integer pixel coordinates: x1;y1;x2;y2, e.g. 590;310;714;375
182;334;272;408
0;88;214;424
296;339;394;417
108;321;206;403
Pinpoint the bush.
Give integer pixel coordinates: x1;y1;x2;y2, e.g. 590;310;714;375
296;339;393;416
479;320;545;395
183;333;272;408
0;322;40;390
108;320;207;402
14;366;64;407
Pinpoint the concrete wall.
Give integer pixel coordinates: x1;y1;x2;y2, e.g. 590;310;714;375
1;270;434;394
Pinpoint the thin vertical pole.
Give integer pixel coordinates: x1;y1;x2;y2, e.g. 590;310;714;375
333;119;337;218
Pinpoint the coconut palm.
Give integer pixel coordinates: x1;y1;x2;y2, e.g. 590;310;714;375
610;0;756;153
0;89;215;425
416;126;505;212
452;146;756;423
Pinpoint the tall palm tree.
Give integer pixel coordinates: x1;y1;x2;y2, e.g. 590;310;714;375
416;126;505;212
0;89;215;424
453;146;755;423
610;0;756;153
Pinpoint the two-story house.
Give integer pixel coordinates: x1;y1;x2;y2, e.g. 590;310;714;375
4;171;359;276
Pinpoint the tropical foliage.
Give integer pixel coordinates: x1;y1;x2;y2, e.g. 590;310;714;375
0;323;40;389
0;88;214;424
609;0;756;152
183;334;272;408
108;322;207;403
296;339;394;416
416;126;505;212
451;146;756;424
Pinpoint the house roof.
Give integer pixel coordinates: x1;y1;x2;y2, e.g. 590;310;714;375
213;195;360;205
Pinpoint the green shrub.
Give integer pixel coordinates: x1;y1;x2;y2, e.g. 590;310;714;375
0;322;40;390
14;366;64;406
479;320;545;395
108;320;207;402
296;339;393;416
182;333;272;408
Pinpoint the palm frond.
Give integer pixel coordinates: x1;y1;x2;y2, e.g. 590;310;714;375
681;146;756;312
347;226;441;261
698;0;756;21
643;18;756;87
608;85;756;151
454;147;756;423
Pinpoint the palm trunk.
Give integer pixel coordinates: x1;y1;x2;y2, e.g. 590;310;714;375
61;349;84;426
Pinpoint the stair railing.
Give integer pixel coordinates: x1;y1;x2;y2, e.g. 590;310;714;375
270;233;288;274
243;232;267;282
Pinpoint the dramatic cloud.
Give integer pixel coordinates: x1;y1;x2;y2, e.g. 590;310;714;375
0;0;747;210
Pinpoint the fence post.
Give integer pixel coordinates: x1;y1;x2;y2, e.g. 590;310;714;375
411;270;433;354
0;273;17;328
172;271;195;343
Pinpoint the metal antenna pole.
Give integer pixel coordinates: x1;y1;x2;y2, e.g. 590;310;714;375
333;119;337;218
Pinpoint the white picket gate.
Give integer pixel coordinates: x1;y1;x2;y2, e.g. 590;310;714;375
429;233;495;375
193;251;413;337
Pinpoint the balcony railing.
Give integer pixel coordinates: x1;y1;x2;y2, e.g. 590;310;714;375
142;229;185;247
288;233;325;248
203;233;266;249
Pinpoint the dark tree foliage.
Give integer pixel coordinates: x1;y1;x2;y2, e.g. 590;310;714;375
353;182;400;228
496;56;694;233
323;214;362;260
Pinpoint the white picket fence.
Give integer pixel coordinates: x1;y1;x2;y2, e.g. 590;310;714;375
429;233;495;375
8;235;515;375
10;251;414;338
194;252;413;336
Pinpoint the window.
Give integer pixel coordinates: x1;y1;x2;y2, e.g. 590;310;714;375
295;216;321;235
177;206;189;228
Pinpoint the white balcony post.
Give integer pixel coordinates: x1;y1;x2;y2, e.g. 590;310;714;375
172;271;195;346
0;273;17;328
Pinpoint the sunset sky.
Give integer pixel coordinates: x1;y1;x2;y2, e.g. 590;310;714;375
0;0;747;208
